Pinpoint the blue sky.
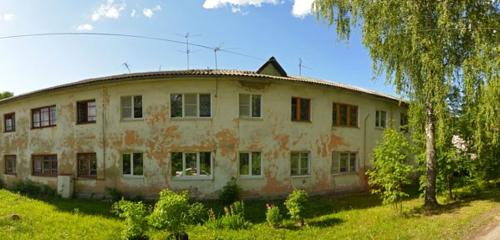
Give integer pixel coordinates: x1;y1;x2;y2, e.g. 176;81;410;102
0;0;396;96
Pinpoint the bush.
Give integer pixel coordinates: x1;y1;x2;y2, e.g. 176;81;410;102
188;202;208;225
219;177;241;205
0;178;4;189
106;187;124;202
14;179;57;197
148;189;194;239
112;200;149;240
265;203;283;228
206;201;250;230
284;189;308;226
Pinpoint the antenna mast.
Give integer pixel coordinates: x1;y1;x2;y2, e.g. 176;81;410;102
298;57;312;76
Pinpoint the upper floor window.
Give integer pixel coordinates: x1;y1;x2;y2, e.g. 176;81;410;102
77;153;97;178
4;155;16;175
375;110;387;128
291;151;310;176
239;94;262;118
122;153;143;176
32;154;58;177
32;105;56;129
291;97;311;122
400;113;409;132
332;152;357;174
121;96;143;120
171;152;212;177
239;152;262;177
4;112;15;132
77;100;97;124
170;93;211;118
332;103;358;127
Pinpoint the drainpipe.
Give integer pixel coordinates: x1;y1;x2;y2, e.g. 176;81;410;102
363;113;370;168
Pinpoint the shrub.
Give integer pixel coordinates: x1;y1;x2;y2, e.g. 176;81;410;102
206;201;250;230
284;189;308;226
219;177;241;205
265;203;282;228
0;178;4;189
106;187;124;202
148;189;193;239
112;200;149;240
13;179;56;197
188;202;208;225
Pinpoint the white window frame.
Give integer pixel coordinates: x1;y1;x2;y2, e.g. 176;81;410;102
171;152;213;180
375;110;387;128
170;93;212;119
238;152;263;178
121;96;143;120
290;151;310;177
239;94;263;118
122;152;144;177
332;151;357;175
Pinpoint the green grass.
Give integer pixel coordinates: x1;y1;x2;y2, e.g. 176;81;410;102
0;188;498;240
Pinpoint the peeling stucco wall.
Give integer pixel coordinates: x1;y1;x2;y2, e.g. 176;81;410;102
0;76;407;199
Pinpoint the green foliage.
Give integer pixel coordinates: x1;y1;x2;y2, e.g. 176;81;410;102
106;187;124;202
188;202;208;225
148;189;193;235
206;201;250;230
13;179;57;198
367;129;414;212
0;91;13;100
112;200;149;240
284;189;308;226
265;203;283;228
218;177;241;205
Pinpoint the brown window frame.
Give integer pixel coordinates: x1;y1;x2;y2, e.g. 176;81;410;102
400;113;409;132
77;100;97;124
77;153;97;178
4;112;15;132
32;154;58;177
4;155;16;175
31;105;56;129
332;103;358;128
291;97;311;122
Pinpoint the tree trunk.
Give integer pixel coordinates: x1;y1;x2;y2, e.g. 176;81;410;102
448;173;453;200
424;104;439;209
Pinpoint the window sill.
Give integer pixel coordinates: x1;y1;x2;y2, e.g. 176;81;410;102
291;175;311;178
332;126;360;129
332;172;357;176
31;175;57;178
172;176;213;181
291;120;312;123
170;117;213;121
31;125;57;130
3;130;15;133
76;122;97;125
122;175;144;179
239;117;263;121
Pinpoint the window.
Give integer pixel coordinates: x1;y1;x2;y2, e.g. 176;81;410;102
122;153;143;176
32;155;57;177
77;100;97;124
332;152;356;174
4;112;15;132
290;152;310;176
171;152;212;177
375;110;387;128
121;96;143;119
400;113;409;132
77;153;97;178
239;152;262;176
170;93;211;118
239;94;262;118
4;155;16;175
332;103;358;127
291;97;311;121
32;106;56;128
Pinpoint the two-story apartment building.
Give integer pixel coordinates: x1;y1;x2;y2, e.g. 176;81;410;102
0;57;407;199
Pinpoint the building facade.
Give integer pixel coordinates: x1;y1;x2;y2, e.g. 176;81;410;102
0;58;407;199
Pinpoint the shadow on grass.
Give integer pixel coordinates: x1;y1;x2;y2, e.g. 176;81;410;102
308;216;344;228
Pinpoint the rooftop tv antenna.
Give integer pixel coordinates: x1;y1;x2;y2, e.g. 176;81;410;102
213;43;238;70
177;32;201;70
123;62;131;73
298;57;312;76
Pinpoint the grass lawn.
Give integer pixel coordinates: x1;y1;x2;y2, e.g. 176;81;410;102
0;188;498;240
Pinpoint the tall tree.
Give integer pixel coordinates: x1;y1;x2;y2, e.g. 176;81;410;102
314;0;499;208
0;92;13;100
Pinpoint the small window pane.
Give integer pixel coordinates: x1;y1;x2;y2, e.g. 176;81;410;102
251;152;261;175
199;152;211;175
133;153;143;175
50;106;56;125
376;110;380;127
339;104;348;126
170;94;183;118
185;153;197;176
121;97;132;119
291;98;297;121
300;153;309;175
300;98;310;121
88;101;97;122
184;94;198;117
199;94;211;117
381;111;386;128
332;152;339;173
339;153;348;172
251;95;261;117
33;111;40;128
239;94;250;117
349;153;356;172
291;152;299;175
349;106;357;127
171;152;183;176
133;96;143;118
332;104;338;126
123;154;131;175
239;153;250;175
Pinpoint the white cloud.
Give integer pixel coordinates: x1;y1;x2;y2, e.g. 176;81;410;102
130;9;136;17
91;0;126;21
77;23;94;31
143;5;161;18
203;0;279;9
2;13;16;21
292;0;314;18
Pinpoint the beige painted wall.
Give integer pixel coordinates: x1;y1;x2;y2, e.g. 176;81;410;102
0;76;406;199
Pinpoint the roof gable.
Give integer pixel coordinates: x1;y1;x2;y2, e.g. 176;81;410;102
256;57;288;77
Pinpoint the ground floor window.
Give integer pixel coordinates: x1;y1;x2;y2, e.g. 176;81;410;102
171;152;212;177
4;155;16;175
239;152;262;176
32;155;57;177
77;153;97;178
122;153;143;176
291;152;310;176
332;152;357;174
